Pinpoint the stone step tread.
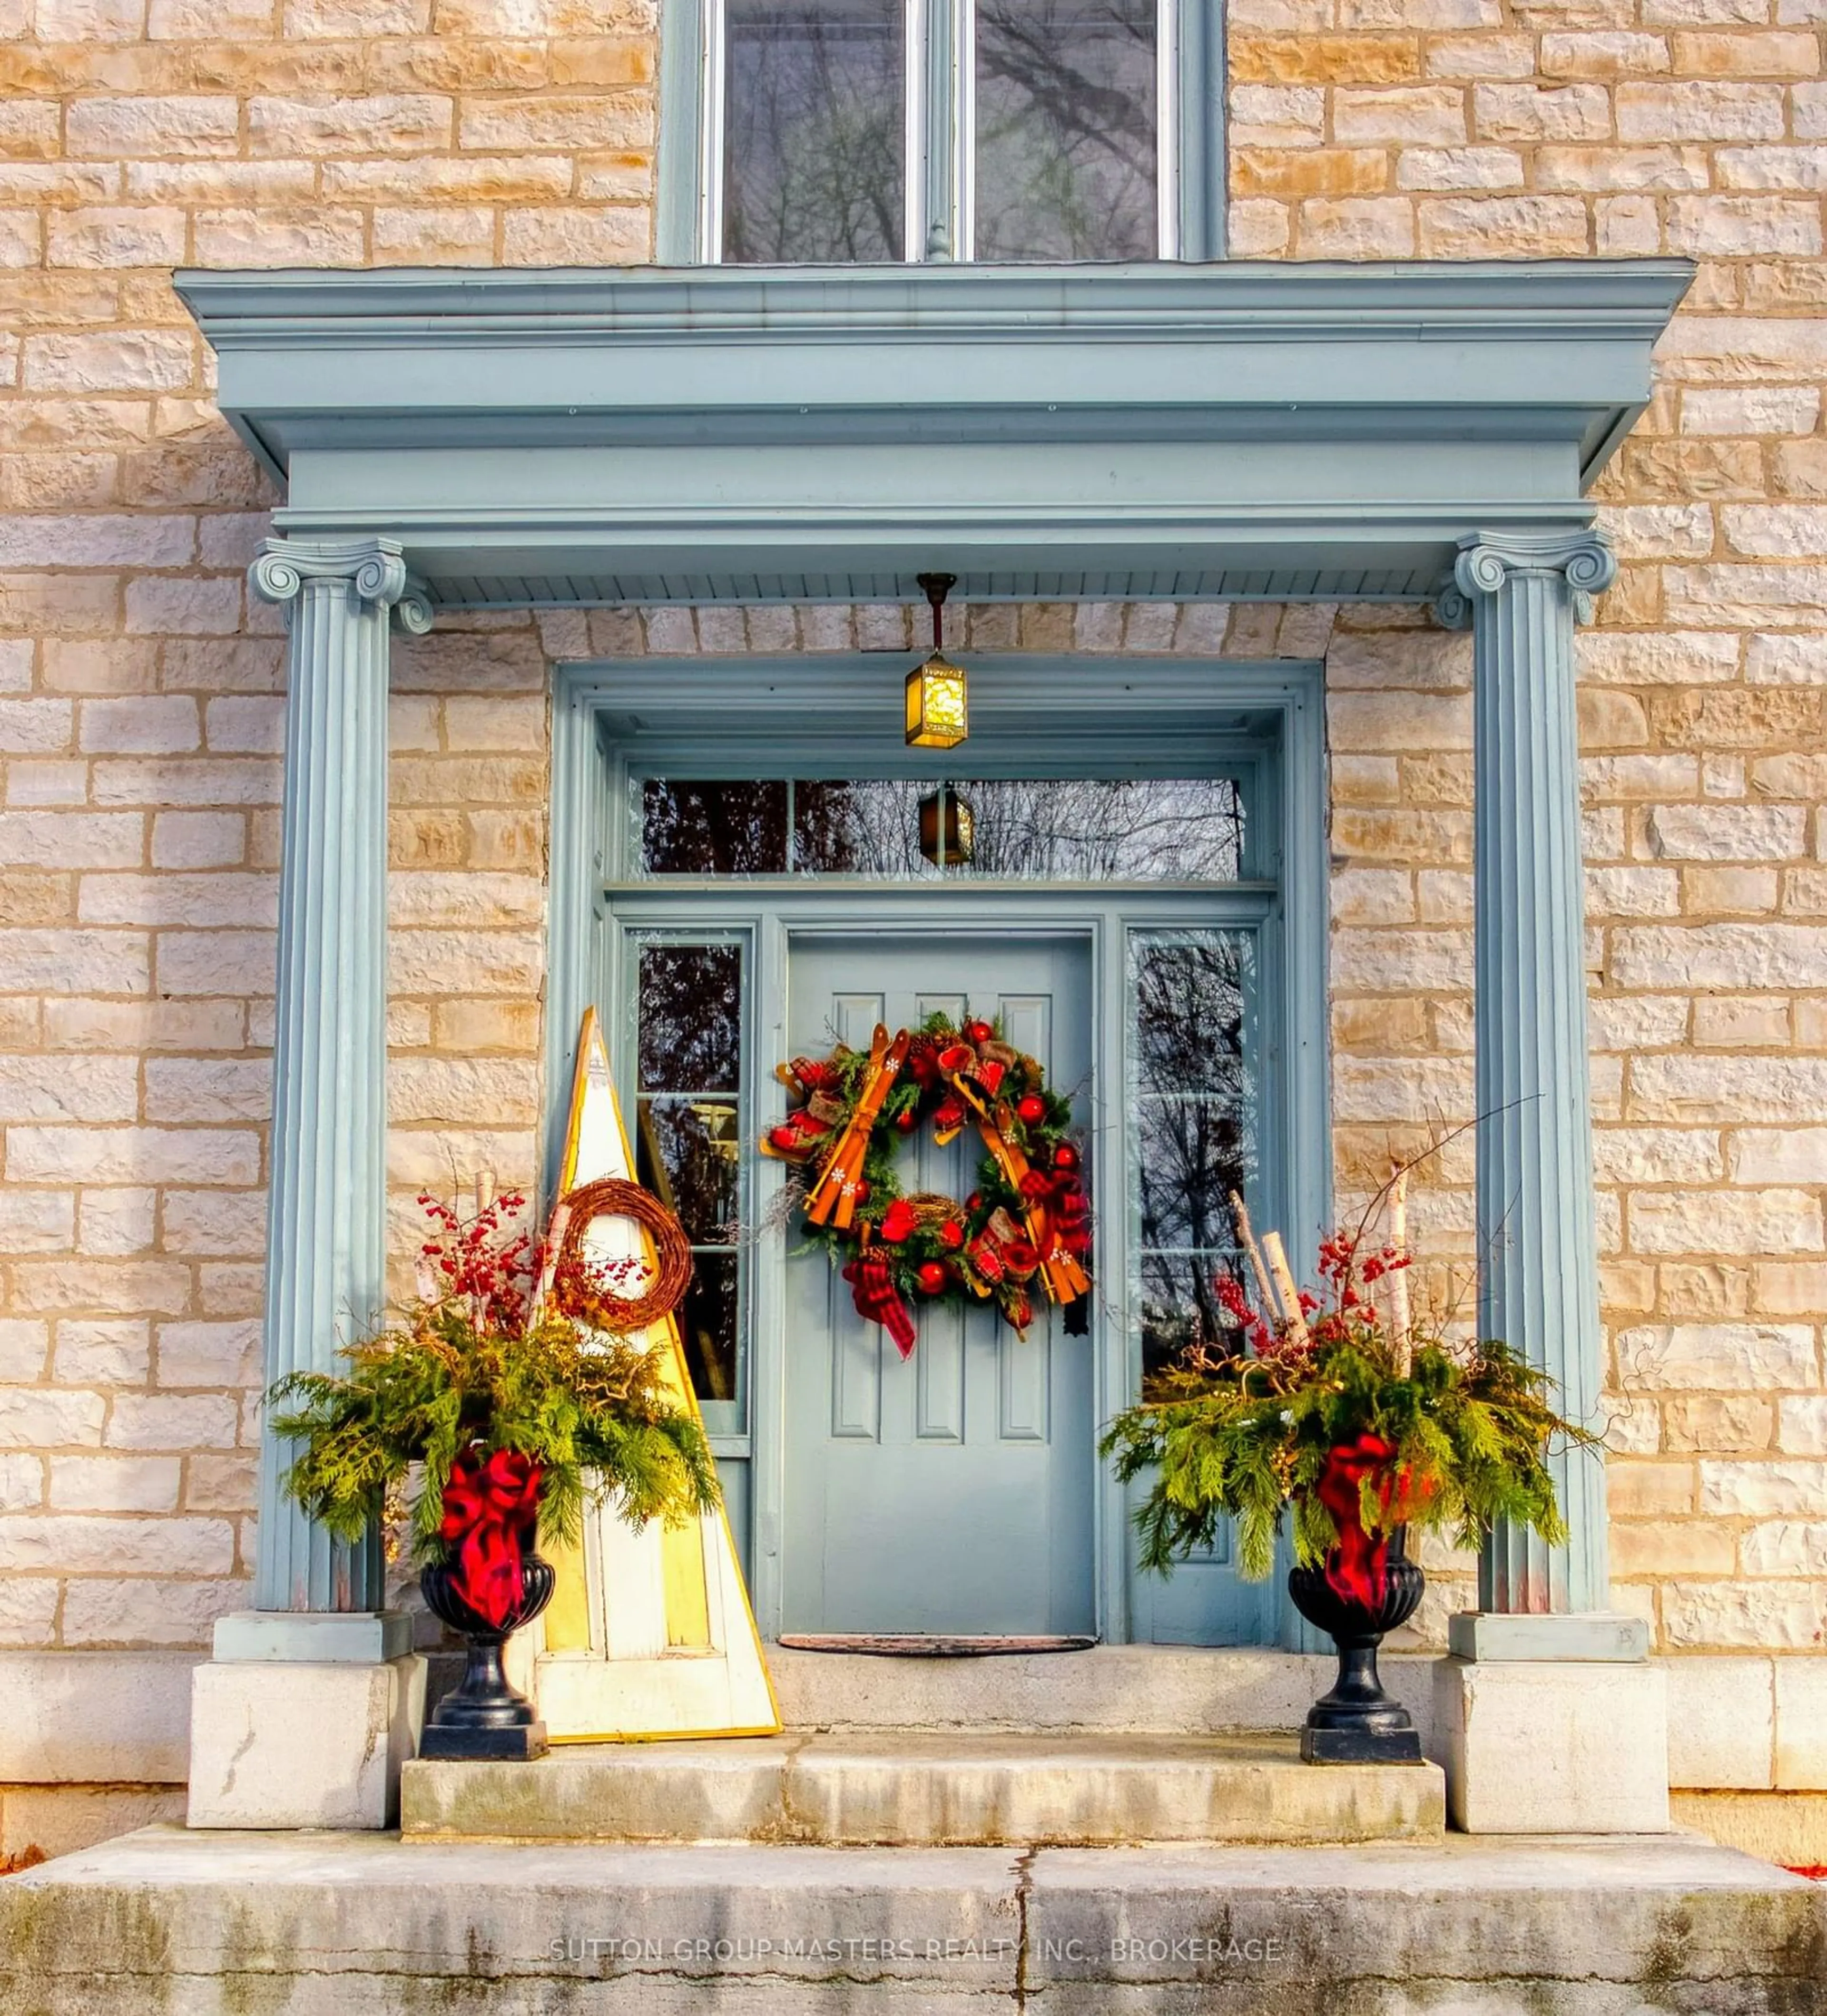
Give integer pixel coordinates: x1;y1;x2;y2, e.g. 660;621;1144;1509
481;1731;1375;1766
401;1731;1446;1847
4;1828;1819;2016
20;1824;1815;1890
758;1643;1438;1735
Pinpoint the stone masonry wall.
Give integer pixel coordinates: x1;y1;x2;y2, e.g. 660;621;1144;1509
0;0;1821;1779
1221;0;1827;1697
0;0;660;1652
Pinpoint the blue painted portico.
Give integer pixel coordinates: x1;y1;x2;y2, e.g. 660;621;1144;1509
177;258;1693;1656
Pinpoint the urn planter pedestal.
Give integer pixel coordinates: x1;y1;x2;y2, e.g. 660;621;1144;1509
417;1557;556;1763
1288;1525;1425;1766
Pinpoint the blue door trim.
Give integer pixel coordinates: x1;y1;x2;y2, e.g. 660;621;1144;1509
546;654;1330;1644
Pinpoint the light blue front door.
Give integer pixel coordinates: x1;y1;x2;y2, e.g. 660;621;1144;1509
781;931;1096;1635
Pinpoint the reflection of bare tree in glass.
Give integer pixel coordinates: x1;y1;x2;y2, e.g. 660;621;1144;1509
976;0;1156;261
794;779;934;876
637;943;742;1094
634;941;746;1402
724;0;904;263
642;781;788;877
1131;936;1255;1380
639;1102;739;1244
643;777;1243;882
962;780;1243;881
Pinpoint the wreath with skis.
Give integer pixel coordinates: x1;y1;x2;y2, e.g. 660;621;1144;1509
760;1013;1092;1354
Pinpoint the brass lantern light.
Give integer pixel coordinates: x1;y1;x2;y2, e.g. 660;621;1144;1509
905;572;967;750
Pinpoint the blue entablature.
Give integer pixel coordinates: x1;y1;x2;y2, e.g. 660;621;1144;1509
177;259;1691;611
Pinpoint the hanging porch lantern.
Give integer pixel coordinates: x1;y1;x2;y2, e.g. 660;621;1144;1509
905;572;967;749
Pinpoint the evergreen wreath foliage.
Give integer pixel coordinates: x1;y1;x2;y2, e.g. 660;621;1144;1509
763;1007;1091;1344
1101;1199;1596;1582
270;1190;719;1564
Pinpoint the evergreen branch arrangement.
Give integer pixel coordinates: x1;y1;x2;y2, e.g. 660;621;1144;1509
269;1189;720;1564
1101;1180;1596;1581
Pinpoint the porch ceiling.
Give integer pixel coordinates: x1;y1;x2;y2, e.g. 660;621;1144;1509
176;260;1693;610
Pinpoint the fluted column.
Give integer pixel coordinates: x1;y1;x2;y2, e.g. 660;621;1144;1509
247;538;431;1615
1441;529;1616;1615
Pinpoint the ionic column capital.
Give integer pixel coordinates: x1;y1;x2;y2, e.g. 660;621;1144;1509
249;538;432;633
1435;528;1617;629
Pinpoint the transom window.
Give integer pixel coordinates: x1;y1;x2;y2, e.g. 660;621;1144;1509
660;0;1224;262
636;776;1246;879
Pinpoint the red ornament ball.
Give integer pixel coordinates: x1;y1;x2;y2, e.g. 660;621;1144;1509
916;1261;948;1295
963;1018;994;1046
879;1198;918;1243
854;1180;871;1204
895;1106;919;1133
938;1220;964;1251
1016;1093;1047;1125
966;1192;982;1213
1052;1144;1079;1172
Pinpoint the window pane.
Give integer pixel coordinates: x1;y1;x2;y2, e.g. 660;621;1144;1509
678;1249;741;1404
637;778;1241;881
795;779;941;878
1132;931;1252;1098
642;779;787;876
630;939;748;1414
1138;1250;1234;1386
1135;1099;1251;1253
952;780;1242;881
1130;928;1258;1387
636;942;743;1093
637;1096;741;1244
723;0;905;263
974;0;1157;261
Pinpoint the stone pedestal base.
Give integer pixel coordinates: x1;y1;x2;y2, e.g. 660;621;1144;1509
1434;1655;1670;1833
187;1655;425;1830
418;1719;548;1763
1301;1723;1424;1765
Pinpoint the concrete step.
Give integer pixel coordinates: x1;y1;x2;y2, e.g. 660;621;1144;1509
5;1825;1821;2014
762;1642;1438;1737
402;1732;1445;1846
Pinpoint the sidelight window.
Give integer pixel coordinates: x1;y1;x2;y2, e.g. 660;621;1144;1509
1127;927;1257;1387
631;936;750;1419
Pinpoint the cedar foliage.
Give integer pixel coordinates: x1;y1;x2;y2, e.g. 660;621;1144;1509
1101;1221;1593;1581
269;1191;719;1563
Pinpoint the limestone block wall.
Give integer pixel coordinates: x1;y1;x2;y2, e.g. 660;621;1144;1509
1221;0;1827;1686
0;0;1819;1829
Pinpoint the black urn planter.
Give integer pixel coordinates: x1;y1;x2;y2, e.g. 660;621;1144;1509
418;1553;556;1762
1287;1524;1425;1764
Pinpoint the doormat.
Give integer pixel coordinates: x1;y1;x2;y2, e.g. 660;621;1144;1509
776;1634;1099;1657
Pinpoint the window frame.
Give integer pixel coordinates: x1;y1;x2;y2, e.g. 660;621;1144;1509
655;0;1226;265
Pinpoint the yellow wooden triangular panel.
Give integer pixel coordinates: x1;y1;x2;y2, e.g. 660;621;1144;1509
532;1008;779;1742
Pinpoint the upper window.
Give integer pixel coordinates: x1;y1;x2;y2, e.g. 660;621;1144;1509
660;0;1223;263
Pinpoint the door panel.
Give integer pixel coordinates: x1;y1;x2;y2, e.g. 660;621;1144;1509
782;932;1095;1636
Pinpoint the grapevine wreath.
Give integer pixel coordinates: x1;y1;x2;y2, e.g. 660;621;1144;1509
760;1013;1092;1355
